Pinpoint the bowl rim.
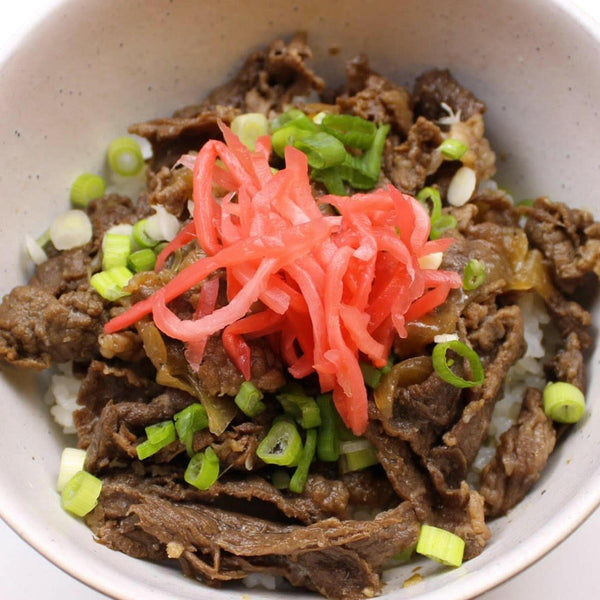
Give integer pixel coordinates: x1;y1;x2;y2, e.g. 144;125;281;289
1;0;600;599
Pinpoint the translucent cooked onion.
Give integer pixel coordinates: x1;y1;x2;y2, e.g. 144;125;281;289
374;356;433;417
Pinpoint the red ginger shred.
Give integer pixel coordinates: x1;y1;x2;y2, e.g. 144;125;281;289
104;123;461;435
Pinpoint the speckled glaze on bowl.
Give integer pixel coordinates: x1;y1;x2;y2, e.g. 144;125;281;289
0;1;599;599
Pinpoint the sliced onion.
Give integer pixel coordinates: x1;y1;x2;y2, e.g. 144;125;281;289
24;234;48;265
447;166;477;207
49;209;93;250
145;205;180;242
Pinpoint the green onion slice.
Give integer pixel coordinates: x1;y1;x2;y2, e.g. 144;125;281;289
184;447;220;490
416;187;443;223
174;403;209;455
416;524;465;567
128;248;157;273
70;173;106;208
316;394;340;462
270;109;318;133
277;392;322;429
234;381;266;417
57;448;87;493
360;361;383;389
463;258;486;291
311;167;347;196
543;381;585;423
132;218;159;248
291;131;347;170
430;214;458;240
231;113;269;151
438;138;469;160
61;471;103;517
102;233;131;270
49;209;93;251
107;136;145;176
257;420;303;466
432;340;484;388
320;114;377;150
339;438;379;473
145;420;176;446
90;266;133;301
289;428;318;494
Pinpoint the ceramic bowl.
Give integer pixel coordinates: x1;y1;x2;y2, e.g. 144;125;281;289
1;1;599;599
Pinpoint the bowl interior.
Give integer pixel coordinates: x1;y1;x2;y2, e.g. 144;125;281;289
1;1;600;599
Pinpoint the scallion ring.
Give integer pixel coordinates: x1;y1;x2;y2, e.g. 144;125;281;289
416;187;443;223
430;214;458;240
543;381;585;423
432;340;484;388
438;138;469;161
416;524;465;567
235;381;266;417
256;420;303;466
107;136;145;176
463;258;486;291
184;447;220;490
61;471;103;517
70;173;106;208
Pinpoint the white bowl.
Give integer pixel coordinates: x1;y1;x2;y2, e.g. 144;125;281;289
1;1;600;599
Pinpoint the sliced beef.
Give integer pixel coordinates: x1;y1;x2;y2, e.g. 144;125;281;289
544;287;592;349
383;116;444;194
525;197;600;293
426;305;525;500
479;388;556;517
84;388;193;473
192;334;286;396
338;55;414;136
73;360;162;447
132;33;323;169
0;285;105;369
413;68;486;121
365;421;433;521
87;476;419;600
545;331;586;391
146;165;193;218
29;247;92;295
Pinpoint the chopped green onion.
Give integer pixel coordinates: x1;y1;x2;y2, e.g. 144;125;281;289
145;205;181;242
231;113;269;151
320;114;377;150
49;209;93;250
90;266;133;301
270;109;318;133
145;420;176;446
463;258;486;291
102;233;131;270
416;524;465;567
289;428;318;494
153;241;168;256
61;470;103;517
432;340;484;388
272;126;347;169
339;438;379;473
360;361;383;389
359;123;390;180
132;218;159;248
516;198;535;208
127;248;157;273
338;153;378;190
271;468;291;490
136;420;176;461
543;381;586;423
57;448;87;493
184;447;220;490
277;392;322;429
174;403;209;455
416;187;443;223
25;234;48;266
107;136;145;176
438;138;469;160
316;394;340;462
430;214;458;240
257;420;303;466
70;173;106;208
234;381;266;417
311;167;347;195
36;229;51;248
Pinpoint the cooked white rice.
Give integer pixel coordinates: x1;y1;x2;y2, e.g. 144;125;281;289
45;371;81;435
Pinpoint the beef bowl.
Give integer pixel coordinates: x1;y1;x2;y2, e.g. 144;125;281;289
1;0;600;599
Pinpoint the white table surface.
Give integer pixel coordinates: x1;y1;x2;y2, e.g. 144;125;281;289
1;1;599;599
